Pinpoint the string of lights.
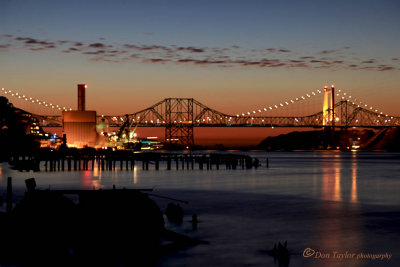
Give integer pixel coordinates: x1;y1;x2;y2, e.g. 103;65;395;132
1;86;395;122
337;89;392;119
236;88;324;117
235;85;393;119
1;87;73;111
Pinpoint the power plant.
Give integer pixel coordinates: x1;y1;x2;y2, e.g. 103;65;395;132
62;84;98;148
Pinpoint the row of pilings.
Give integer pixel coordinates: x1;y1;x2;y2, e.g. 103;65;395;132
8;150;263;172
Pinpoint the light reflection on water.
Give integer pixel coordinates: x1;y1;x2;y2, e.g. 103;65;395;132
351;154;358;203
316;152;363;267
0;151;399;206
0;152;399;266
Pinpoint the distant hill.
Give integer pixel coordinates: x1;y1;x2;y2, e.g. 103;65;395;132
370;127;400;151
257;130;325;151
257;128;400;151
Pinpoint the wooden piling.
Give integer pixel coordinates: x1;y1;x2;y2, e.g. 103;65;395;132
68;157;71;171
167;158;171;170
6;177;12;214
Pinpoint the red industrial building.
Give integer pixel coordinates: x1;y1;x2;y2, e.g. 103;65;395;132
62;84;99;148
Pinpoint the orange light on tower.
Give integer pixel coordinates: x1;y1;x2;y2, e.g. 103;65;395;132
322;84;335;126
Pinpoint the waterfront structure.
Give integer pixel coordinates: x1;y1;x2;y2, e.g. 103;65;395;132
62;84;98;148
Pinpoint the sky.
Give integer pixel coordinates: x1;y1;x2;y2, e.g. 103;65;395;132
1;0;399;145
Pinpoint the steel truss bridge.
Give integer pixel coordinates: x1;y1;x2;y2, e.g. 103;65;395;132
35;97;400;147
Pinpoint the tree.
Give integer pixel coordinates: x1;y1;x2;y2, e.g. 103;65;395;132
0;96;38;161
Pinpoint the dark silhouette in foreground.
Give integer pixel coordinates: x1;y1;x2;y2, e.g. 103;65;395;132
270;241;290;267
0;178;206;267
165;202;184;224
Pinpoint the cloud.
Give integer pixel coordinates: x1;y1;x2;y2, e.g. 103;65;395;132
377;65;395;71
88;43;108;48
13;36;57;50
319;49;337;54
319;47;349;54
15;37;53;45
310;60;331;65
177;46;204;53
266;48;291;53
143;58;169;63
83;50;106;55
361;59;376;64
3;34;397;72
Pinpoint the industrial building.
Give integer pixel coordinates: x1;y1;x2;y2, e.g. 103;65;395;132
62;84;99;148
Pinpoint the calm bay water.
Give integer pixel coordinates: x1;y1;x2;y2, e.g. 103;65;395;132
1;151;399;266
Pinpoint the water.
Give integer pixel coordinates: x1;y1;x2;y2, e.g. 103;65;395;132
1;151;399;266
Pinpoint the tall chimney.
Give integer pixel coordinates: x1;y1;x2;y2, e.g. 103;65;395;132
77;84;87;111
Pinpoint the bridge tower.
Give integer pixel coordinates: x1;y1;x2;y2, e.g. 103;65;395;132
322;85;335;126
164;98;194;147
322;85;336;148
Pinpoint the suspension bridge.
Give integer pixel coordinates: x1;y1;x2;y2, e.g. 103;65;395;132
1;86;399;147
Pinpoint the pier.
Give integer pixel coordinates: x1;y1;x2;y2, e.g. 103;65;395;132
8;150;262;172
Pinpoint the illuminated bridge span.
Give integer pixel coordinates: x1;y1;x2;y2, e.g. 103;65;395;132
2;86;400;146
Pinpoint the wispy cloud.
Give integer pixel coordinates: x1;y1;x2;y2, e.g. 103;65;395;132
0;34;398;72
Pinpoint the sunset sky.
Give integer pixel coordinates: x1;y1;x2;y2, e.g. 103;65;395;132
1;0;399;145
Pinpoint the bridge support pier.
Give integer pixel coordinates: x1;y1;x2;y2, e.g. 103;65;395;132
165;125;194;148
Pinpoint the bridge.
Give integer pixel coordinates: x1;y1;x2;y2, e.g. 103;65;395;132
2;86;400;146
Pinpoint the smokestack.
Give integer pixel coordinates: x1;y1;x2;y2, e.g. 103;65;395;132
77;84;87;111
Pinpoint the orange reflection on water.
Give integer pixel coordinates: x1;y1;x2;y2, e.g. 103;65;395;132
81;170;93;188
350;154;358;203
133;166;137;184
333;169;341;201
315;154;363;267
93;163;99;177
92;179;101;189
321;157;341;202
